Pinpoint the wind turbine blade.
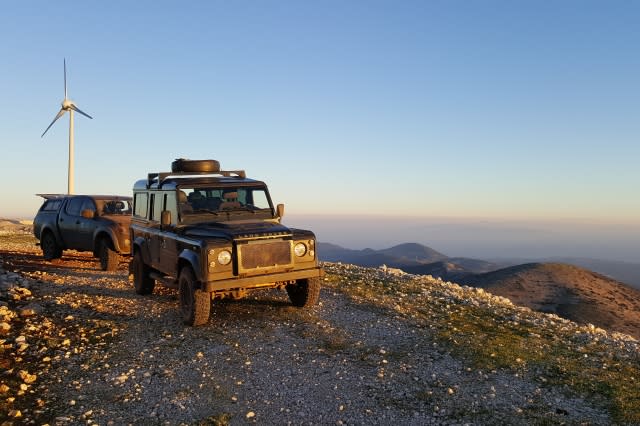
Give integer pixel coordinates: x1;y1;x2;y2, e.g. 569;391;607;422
69;104;93;119
64;58;67;99
41;109;66;137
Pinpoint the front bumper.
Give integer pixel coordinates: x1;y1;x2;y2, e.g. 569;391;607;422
203;267;324;293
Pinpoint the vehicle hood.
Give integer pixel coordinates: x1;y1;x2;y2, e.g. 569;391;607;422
181;221;291;241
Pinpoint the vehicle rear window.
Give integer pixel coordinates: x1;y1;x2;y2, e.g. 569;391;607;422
41;199;62;211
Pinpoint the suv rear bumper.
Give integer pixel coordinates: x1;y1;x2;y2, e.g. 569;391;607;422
203;267;324;293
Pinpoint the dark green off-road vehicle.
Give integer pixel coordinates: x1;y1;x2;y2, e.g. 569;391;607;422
130;159;324;326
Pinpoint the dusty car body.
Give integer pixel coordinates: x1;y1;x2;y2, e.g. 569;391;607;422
129;159;324;326
33;194;132;270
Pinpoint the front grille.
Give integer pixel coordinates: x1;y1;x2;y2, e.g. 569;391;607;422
238;240;292;273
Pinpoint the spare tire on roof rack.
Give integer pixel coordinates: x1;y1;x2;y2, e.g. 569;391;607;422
171;159;220;173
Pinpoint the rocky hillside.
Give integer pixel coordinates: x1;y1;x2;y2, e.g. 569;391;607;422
0;219;32;236
459;262;640;340
0;235;639;424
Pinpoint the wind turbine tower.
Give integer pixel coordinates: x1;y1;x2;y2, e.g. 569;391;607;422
41;59;93;194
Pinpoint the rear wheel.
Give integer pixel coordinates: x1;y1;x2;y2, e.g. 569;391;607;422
132;251;155;295
99;238;119;271
179;267;210;326
286;277;321;307
41;232;62;260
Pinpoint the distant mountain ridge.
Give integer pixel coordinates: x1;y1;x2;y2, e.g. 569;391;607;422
318;242;498;280
318;242;640;289
495;256;640;291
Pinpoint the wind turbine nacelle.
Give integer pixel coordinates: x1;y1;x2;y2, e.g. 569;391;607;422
62;99;75;109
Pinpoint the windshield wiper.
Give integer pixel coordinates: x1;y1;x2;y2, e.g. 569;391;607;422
193;209;222;215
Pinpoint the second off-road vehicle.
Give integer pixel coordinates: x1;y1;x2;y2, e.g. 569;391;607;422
130;159;324;326
33;194;132;271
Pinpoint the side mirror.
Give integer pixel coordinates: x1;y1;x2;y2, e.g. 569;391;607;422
81;209;95;219
161;210;172;226
276;204;285;220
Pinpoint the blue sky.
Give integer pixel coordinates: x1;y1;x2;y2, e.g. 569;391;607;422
1;1;639;259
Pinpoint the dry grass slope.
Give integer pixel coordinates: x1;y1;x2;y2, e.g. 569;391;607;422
462;262;640;340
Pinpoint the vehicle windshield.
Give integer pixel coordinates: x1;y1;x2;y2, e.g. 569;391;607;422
178;186;272;217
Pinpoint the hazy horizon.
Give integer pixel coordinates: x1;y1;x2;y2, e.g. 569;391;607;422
4;210;638;264
286;214;640;264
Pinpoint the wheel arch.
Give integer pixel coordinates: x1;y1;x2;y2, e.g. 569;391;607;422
132;236;151;265
94;230;115;252
40;226;63;246
178;250;203;286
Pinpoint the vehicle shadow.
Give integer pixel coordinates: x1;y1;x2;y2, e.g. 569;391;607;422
0;249;130;274
216;295;292;309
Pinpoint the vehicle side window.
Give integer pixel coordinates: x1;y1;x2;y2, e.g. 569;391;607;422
134;193;148;218
42;199;62;211
151;193;164;222
81;198;97;214
165;192;178;225
248;189;270;209
65;197;84;216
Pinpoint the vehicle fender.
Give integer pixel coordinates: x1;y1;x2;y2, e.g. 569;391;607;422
93;227;120;252
132;235;152;265
39;224;64;248
178;249;204;283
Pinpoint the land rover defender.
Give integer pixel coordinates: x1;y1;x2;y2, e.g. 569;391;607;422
129;159;324;326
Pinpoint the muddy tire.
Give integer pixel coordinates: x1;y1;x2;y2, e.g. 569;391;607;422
132;251;155;295
179;267;210;326
171;159;220;173
99;238;119;271
286;277;321;307
41;232;62;260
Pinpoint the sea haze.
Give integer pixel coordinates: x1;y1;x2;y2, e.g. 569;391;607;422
285;214;640;263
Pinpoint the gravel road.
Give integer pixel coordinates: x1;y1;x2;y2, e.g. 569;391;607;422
1;237;637;425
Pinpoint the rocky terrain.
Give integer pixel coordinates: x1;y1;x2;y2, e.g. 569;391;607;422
1;234;639;425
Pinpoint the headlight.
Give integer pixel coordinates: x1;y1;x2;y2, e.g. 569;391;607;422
294;242;307;257
217;250;232;265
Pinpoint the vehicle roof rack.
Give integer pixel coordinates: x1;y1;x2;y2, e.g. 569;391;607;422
147;169;247;188
36;193;131;200
36;193;68;199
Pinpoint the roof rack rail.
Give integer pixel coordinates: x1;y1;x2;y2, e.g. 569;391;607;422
36;193;69;199
146;169;247;188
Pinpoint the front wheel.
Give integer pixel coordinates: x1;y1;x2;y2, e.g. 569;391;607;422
286;277;321;307
41;232;62;260
132;251;155;295
99;238;119;271
178;267;210;326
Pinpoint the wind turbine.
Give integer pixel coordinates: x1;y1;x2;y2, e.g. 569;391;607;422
41;59;93;194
